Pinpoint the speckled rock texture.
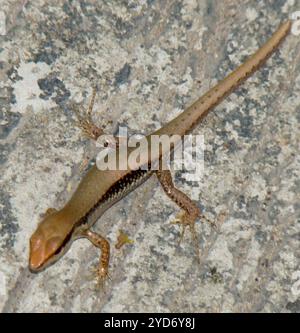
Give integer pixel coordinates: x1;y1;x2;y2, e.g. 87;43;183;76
0;0;299;313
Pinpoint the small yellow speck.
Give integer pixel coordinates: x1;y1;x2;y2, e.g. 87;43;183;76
67;182;73;193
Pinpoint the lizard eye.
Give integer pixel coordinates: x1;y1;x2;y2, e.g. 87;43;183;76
46;236;62;255
30;234;43;251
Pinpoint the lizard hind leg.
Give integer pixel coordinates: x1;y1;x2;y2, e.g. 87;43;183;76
156;169;201;262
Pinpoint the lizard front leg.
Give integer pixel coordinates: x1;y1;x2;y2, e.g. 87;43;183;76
73;88;120;172
74;87;119;147
156;168;214;260
75;87;104;141
82;229;110;287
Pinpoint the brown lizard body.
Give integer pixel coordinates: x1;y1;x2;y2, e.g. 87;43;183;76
29;20;291;285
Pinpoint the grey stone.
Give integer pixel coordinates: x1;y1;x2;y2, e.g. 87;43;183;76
0;0;299;313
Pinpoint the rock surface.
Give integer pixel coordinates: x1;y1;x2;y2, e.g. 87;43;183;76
0;0;299;312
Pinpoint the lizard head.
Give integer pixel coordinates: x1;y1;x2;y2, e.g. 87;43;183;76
29;209;73;272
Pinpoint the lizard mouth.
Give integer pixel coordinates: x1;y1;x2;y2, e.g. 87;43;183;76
29;245;48;272
28;249;58;273
28;237;54;273
29;258;45;272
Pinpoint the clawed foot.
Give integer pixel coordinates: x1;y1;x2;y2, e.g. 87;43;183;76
171;210;200;262
171;210;218;262
90;265;111;290
73;87;104;141
199;213;219;231
76;116;104;141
